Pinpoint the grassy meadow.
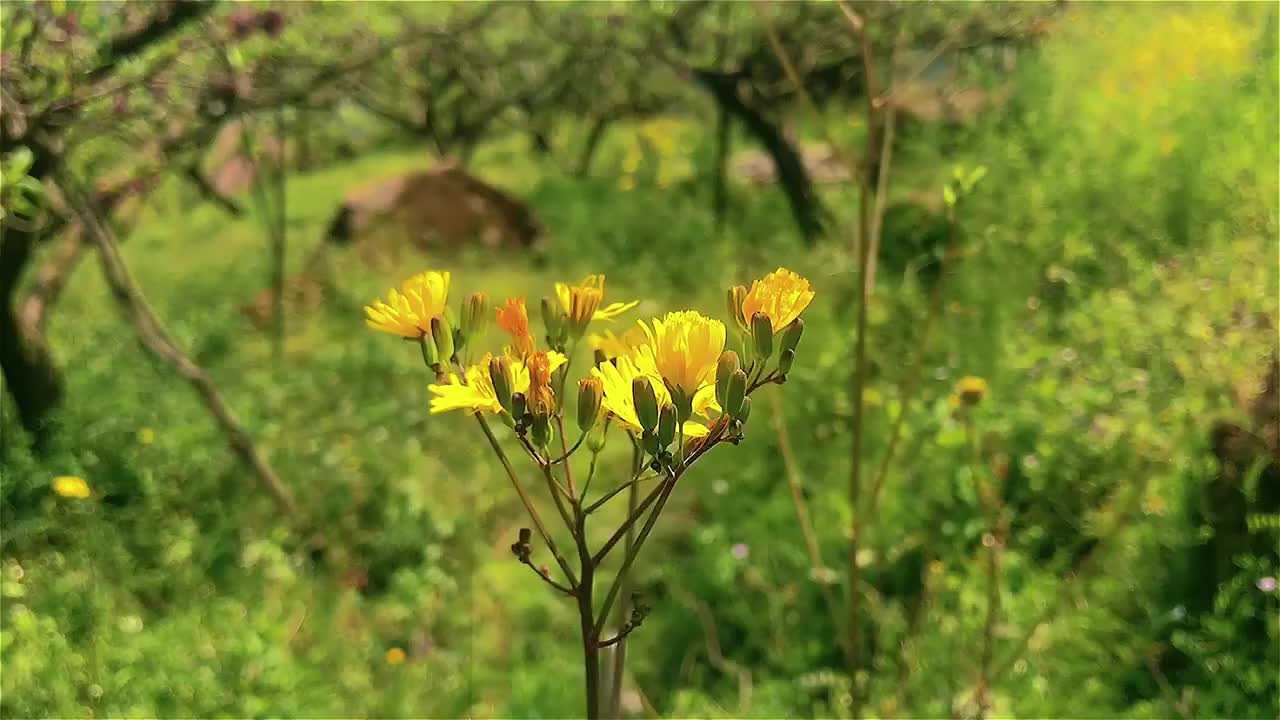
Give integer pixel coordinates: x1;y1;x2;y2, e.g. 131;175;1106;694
2;3;1278;718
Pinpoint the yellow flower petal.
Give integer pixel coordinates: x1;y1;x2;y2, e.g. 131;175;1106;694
363;270;452;338
740;267;815;333
52;475;91;499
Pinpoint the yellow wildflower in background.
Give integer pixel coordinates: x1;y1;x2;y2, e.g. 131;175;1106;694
555;275;638;325
640;311;726;400
385;647;406;665
740;268;815;333
364;271;451;338
952;376;989;407
495;297;536;357
429;351;567;415
137;427;155;446
591;355;710;437
52;475;91;499
588;326;649;361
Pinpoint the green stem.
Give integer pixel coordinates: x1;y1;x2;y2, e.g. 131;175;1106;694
593;470;678;638
592;480;666;567
606;443;645;719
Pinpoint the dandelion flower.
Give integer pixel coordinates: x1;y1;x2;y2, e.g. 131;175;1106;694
52;475;91;499
588;326;649;361
137;427;155;445
385;647;407;665
954;376;989;406
496;297;536;357
740;268;815;333
364;270;451;338
429;351;566;415
640;311;725;409
555;275;638;329
591;354;710;437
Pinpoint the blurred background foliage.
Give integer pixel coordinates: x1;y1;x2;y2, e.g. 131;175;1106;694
1;1;1277;718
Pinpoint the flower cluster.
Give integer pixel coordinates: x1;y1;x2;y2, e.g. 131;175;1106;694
364;265;814;717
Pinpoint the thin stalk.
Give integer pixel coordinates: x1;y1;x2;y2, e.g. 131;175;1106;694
967;413;1003;720
572;503;601;719
592;480;666;567
593;470;677;639
556;415;578;497
606;442;646;719
474;414;578;587
584;473;663;515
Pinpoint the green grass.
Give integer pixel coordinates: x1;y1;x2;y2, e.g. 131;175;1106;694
3;3;1278;718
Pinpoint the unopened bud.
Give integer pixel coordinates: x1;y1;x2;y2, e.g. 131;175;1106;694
489;357;514;414
419;333;439;368
577;377;603;434
642;429;660;455
724;369;746;419
657;403;677;448
726;286;748;331
735;395;752;423
540;297;564;346
778;348;795;376
531;413;552;448
511;391;528;420
715;351;740;410
431;316;454;364
632;378;659;432
750;312;773;362
780;318;804;355
461;293;489;345
518;527;532;544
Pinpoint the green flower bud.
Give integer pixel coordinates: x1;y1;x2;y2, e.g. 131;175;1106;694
540;296;564;346
656;403;677;449
750;312;773;362
577;377;603;434
632;377;659;432
460;292;489;346
531;413;552;448
778;348;795;376
418;333;439;369
587;418;609;453
780;318;804;355
665;381;693;424
489;356;514;414
735;395;752;424
715;351;740;410
725;369;747;419
726;285;748;331
642;429;659;455
431;316;454;364
511;391;528;420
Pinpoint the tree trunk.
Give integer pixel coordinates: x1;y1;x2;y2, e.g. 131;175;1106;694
694;69;824;243
575;116;610;178
712;101;731;230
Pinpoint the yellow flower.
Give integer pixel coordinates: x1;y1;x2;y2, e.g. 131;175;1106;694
137;427;155;446
385;647;407;665
52;475;91;499
429;351;566;415
526;351;556;417
555;275;638;328
640;311;726;400
364;270;451;338
495;297;535;357
954;375;989;406
739;268;815;333
590;355;711;437
588;326;649;361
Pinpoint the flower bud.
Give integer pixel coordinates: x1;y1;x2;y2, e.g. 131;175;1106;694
632;377;659;432
540;296;564;346
666;382;693;424
778;348;795;376
715;351;740;410
531;413;552;448
511;391;528;419
724;369;746;419
418;333;439;368
750;312;773;362
518;527;532;544
726;285;748;331
460;292;489;345
780;318;804;355
431;316;454;363
489;356;514;414
642;429;660;455
577;377;603;434
656;403;677;448
735;395;752;423
587;418;609;453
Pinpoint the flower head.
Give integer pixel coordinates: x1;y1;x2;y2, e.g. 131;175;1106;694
954;376;989;406
1258;576;1278;593
137;427;155;446
739;268;815;334
429;351;566;415
640;311;726;401
364;270;451;338
52;475;91;499
555;275;638;335
496;297;535;357
385;647;407;665
588;326;650;362
526;351;557;417
591;354;712;437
